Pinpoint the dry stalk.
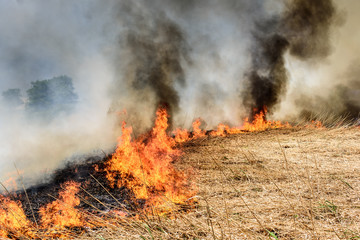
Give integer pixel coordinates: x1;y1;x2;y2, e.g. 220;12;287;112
276;136;289;170
89;174;128;209
210;157;271;239
14;163;38;229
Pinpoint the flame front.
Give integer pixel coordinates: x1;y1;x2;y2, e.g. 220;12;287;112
241;107;290;132
0;105;326;239
174;107;291;141
104;107;196;212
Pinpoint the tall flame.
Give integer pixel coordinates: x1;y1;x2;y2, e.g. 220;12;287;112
104;108;196;212
0;105;326;239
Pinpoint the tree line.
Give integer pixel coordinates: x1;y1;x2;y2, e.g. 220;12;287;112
2;75;77;120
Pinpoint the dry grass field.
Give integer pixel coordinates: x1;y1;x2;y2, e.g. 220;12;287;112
80;126;360;240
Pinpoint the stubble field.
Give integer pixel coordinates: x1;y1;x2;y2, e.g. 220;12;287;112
82;126;360;239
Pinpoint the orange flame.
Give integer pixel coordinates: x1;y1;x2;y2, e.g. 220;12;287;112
241;108;291;131
173;128;190;143
210;123;230;137
0;105;326;238
172;118;207;142
192;119;206;138
39;181;83;228
0;195;33;238
305;120;324;129
174;107;292;141
104;107;196;212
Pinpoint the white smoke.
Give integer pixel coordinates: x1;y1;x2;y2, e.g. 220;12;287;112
0;0;358;189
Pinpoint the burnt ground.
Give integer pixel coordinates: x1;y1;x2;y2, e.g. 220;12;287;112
14;154;139;225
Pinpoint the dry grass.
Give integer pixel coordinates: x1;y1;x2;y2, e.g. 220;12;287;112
78;127;360;240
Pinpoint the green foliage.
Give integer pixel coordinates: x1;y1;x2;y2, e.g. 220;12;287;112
318;200;338;215
26;75;77;119
268;231;279;240
144;223;155;240
2;88;23;106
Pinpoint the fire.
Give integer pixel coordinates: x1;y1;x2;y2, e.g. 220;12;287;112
305;120;324;129
39;181;83;228
104;107;196;212
192;119;206;138
0;181;84;239
174;107;291;141
172;118;207;142
241;108;291;132
0;105;325;239
210;123;243;136
0;195;33;238
173;128;190;143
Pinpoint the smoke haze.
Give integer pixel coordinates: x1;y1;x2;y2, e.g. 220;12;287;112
0;0;359;189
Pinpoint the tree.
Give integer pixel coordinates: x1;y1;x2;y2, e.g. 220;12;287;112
2;88;23;107
26;75;77;119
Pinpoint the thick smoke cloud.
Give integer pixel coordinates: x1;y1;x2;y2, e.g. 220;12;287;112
242;0;337;119
0;0;359;189
109;1;191;129
108;0;275;129
125;19;189;120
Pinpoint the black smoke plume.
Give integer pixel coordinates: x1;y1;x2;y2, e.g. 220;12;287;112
126;19;189;121
111;2;190;128
242;0;337;119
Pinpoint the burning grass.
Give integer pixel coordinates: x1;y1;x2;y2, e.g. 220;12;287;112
80;126;359;240
39;181;83;229
0;107;358;239
0;195;34;239
103;108;197;213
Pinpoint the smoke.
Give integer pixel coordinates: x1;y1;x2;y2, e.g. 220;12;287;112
291;63;360;122
242;0;338;118
0;0;359;189
108;0;276;129
108;1;191;129
126;20;188;119
0;0;119;188
274;0;360;122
